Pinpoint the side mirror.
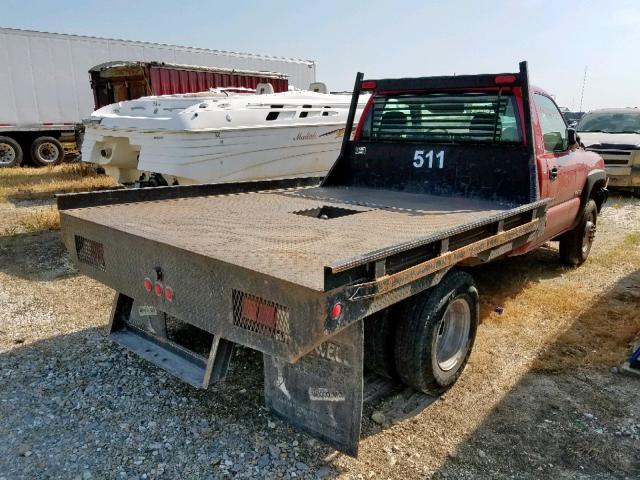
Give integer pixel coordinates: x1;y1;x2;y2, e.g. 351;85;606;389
567;127;577;147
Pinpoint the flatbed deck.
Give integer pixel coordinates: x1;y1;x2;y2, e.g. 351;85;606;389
63;185;539;291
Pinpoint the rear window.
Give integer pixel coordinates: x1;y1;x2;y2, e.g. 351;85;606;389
360;92;522;144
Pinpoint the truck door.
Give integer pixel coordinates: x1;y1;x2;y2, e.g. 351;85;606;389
533;93;581;237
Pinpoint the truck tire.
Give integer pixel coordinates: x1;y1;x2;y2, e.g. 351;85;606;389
0;136;23;167
363;307;398;379
393;270;479;395
30;136;64;166
559;199;597;266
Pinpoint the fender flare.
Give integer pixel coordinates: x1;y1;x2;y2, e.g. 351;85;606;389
562;169;608;233
581;169;608;211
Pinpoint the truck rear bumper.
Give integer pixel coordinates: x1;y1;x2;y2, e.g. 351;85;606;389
109;294;235;388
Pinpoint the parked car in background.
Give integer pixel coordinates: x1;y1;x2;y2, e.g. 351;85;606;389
577;108;640;194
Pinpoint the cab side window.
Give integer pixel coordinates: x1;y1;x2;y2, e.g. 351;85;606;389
534;94;568;152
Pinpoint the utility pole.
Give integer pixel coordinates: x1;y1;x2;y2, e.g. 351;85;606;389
579;66;588;113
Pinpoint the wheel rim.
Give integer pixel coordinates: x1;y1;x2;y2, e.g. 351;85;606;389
0;143;16;165
435;297;471;372
37;142;59;163
582;213;597;256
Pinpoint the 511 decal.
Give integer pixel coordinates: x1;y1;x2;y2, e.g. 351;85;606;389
413;150;445;169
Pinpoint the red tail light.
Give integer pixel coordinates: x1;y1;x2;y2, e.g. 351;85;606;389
154;282;163;297
495;75;516;85
331;302;343;319
165;286;174;302
361;80;376;91
144;278;152;292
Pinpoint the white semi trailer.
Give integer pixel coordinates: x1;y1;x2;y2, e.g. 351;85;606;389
0;27;316;168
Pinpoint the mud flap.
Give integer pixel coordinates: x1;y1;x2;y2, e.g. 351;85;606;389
263;320;363;456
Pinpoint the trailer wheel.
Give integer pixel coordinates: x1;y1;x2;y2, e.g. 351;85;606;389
0;136;23;167
31;136;64;166
559;199;597;266
394;270;479;395
363;306;399;379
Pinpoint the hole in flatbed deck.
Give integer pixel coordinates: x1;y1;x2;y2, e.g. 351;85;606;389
292;205;367;220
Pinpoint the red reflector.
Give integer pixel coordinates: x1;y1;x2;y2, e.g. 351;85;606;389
361;80;376;90
242;297;259;320
144;278;152;292
331;303;343;319
165;286;174;302
495;75;516;85
154;282;163;296
257;303;277;328
241;297;277;329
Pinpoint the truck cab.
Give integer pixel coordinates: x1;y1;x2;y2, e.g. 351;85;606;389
340;63;607;264
529;87;606;244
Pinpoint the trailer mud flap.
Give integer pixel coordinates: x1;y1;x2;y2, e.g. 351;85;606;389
263;321;363;456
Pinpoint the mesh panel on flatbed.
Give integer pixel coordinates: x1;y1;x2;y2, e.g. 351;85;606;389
232;290;291;343
74;235;105;271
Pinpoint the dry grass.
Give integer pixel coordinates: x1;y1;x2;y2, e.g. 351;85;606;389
19;207;60;232
591;231;640;266
532;232;640;372
0;163;117;202
475;227;640;375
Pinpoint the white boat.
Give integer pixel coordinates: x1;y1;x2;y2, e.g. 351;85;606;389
82;86;368;185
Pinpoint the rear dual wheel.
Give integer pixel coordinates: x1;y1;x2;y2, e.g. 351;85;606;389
364;270;479;395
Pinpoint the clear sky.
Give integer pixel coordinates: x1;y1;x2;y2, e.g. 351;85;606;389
2;0;638;111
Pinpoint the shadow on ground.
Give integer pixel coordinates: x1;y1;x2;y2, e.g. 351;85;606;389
0;231;75;282
433;269;640;479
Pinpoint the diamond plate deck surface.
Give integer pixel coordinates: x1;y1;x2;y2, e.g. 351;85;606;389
64;186;517;291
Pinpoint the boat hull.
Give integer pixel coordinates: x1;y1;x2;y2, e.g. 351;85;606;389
83;123;348;184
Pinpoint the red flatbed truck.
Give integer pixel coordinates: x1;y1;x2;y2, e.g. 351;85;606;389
57;62;607;455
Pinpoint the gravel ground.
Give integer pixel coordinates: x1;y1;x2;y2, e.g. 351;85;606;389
0;194;639;479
